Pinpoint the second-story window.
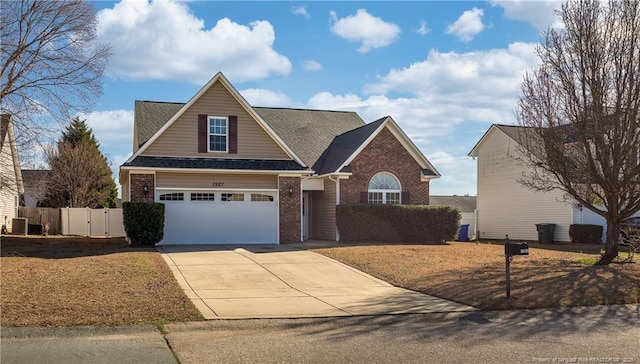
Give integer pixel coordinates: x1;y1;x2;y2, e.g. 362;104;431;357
209;116;228;152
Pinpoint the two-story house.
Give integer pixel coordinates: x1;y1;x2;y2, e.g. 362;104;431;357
120;72;440;244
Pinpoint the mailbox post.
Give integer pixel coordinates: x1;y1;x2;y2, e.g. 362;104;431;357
504;235;529;298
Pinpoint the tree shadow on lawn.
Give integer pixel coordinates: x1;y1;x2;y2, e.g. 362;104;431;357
406;259;639;311
0;236;154;259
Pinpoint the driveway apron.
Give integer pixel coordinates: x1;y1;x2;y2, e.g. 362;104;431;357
158;245;476;319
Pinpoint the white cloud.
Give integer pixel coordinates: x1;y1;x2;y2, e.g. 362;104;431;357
490;0;563;30
240;88;293;107
329;9;401;53
97;0;291;84
301;60;323;72
446;7;485;42
417;20;430;36
302;42;541;195
77;109;134;151
291;6;309;18
427;151;477;195
364;42;539;103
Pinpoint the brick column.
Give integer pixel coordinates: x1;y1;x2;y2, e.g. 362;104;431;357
130;174;155;202
278;176;301;243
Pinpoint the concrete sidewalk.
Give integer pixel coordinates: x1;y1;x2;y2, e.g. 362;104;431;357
0;325;175;364
158;244;476;319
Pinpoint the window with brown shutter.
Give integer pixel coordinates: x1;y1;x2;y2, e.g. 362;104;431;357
197;114;207;153
228;115;237;154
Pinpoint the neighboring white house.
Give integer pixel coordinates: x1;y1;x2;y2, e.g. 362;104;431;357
468;124;611;242
0;115;24;233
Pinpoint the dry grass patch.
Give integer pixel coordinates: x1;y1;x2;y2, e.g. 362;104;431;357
1;236;203;327
313;242;640;310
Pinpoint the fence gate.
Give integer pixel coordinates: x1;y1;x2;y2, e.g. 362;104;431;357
61;208;125;237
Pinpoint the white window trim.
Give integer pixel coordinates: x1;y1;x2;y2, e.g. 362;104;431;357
208;116;228;153
368;172;402;205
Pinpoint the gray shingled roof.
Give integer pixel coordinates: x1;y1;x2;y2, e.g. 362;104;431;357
21;169;48;188
124;156;306;171
135;101;184;148
134;103;366;170
253;107;365;167
429;195;476;212
495;124;527;143
313;117;386;175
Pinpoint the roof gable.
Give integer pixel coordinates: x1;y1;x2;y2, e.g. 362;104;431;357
134;101;183;150
127;72;305;166
468;124;529;157
313;118;385;175
316;116;440;177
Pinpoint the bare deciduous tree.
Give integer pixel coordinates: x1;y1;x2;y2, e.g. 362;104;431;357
517;0;640;265
41;140;113;208
1;0;110;142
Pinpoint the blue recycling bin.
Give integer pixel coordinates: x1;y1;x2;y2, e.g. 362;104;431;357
459;224;470;242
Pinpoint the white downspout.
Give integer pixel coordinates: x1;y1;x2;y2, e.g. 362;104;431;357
328;175;340;242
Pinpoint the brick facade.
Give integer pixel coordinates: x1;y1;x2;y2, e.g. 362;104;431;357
130;174;155;202
278;176;301;243
340;127;429;205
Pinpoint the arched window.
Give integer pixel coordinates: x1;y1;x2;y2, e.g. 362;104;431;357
368;172;401;204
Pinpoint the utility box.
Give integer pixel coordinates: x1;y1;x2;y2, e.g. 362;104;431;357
12;217;28;235
505;242;529;256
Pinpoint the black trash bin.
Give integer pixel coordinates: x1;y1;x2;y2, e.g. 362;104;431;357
536;223;556;244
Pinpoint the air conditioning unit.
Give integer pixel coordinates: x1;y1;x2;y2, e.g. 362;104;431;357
12;217;28;235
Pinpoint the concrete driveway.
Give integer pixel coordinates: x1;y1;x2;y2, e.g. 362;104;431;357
159;244;476;319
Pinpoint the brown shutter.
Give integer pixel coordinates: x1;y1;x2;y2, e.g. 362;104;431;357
198;114;207;153
228;115;237;154
401;192;410;204
360;192;368;204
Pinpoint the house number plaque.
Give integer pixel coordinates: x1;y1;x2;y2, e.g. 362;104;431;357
212;182;225;188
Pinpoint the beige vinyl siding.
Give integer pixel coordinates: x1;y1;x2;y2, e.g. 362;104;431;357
476;128;572;242
310;179;337;240
156;172;277;190
121;182;130;202
143;81;289;159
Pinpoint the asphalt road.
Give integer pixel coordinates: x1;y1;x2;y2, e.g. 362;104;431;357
3;305;639;364
164;305;640;364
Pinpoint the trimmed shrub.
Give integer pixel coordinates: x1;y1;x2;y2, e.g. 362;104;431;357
336;204;460;244
123;202;165;245
569;224;603;244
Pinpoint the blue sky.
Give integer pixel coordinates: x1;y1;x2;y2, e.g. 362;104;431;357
67;0;564;196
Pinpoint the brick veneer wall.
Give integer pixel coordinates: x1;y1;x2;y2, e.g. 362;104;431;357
340;127;429;205
278;176;301;243
130;174;155;202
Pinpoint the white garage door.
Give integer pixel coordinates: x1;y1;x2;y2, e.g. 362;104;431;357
158;190;278;244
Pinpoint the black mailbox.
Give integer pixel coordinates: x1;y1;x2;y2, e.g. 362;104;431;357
505;242;529;256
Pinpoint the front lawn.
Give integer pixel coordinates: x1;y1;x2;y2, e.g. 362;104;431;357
313;241;640;310
0;236;203;327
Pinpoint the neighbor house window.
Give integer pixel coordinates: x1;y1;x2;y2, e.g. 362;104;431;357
209;116;228;152
368;172;401;204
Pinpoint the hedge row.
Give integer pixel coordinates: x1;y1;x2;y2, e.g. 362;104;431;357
569;224;603;244
336;204;460;244
122;202;165;245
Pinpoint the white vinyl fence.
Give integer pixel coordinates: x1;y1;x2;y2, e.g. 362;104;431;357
61;208;126;237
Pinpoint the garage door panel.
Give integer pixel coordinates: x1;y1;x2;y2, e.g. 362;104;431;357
160;191;278;245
